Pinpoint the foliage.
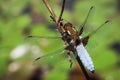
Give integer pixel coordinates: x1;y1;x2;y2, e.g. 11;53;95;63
0;0;120;80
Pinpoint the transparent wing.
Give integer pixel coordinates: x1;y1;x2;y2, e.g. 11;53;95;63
81;20;109;46
32;47;74;80
34;48;64;61
26;35;61;39
24;35;63;47
33;48;69;68
79;6;94;36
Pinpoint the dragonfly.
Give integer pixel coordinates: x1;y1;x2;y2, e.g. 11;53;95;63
27;0;109;80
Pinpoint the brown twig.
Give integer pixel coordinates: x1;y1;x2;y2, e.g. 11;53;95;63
42;0;59;24
76;55;91;80
58;0;66;22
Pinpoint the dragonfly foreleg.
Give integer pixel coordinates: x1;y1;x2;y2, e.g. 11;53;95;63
81;36;89;46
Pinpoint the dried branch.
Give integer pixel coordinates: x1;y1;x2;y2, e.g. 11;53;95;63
58;0;66;22
76;55;91;80
43;0;59;24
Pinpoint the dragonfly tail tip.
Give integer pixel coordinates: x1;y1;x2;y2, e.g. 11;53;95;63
91;70;95;73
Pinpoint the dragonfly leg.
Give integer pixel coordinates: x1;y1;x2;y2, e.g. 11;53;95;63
82;36;89;46
50;15;55;22
67;52;73;68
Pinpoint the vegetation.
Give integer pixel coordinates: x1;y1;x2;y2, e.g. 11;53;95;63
0;0;120;80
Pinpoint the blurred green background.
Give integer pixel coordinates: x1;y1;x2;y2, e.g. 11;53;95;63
0;0;120;80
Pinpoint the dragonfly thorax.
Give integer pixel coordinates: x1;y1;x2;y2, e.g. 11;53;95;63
59;22;80;42
57;22;82;51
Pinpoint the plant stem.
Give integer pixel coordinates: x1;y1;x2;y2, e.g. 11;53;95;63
76;55;91;80
43;0;58;24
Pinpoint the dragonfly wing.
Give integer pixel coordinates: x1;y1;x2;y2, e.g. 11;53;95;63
76;43;94;72
33;48;68;67
34;48;64;61
26;35;61;39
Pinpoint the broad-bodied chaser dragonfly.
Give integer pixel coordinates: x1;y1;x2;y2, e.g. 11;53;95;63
28;0;109;80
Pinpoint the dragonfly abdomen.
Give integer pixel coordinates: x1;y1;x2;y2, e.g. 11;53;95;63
76;43;94;73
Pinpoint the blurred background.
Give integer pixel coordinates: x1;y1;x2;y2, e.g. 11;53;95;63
0;0;120;80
